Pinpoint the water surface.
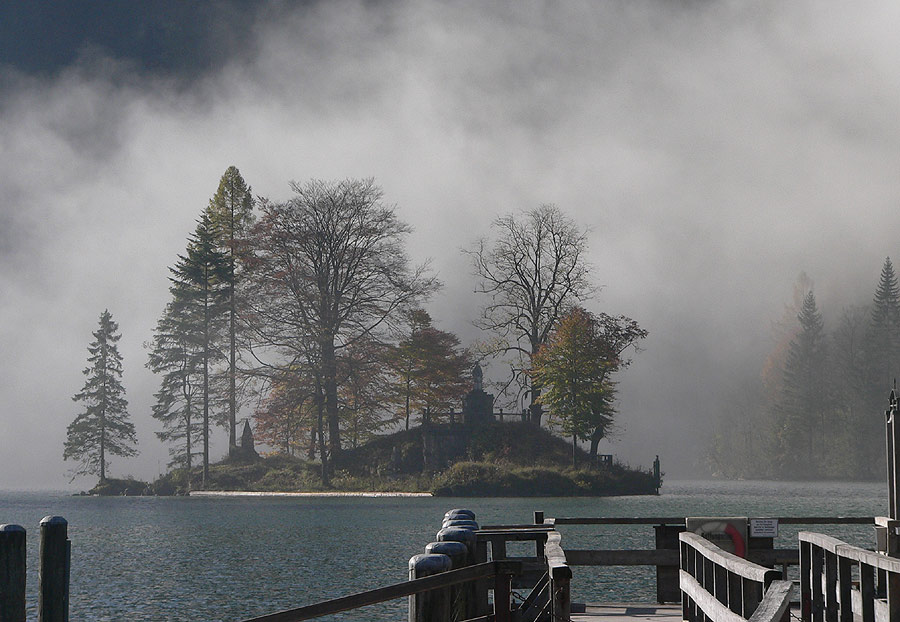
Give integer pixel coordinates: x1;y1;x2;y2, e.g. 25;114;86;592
0;480;886;621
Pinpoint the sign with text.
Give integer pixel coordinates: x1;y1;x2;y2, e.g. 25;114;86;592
750;518;779;538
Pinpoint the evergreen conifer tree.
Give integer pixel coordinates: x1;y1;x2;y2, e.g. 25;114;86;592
64;310;137;483
866;257;900;391
146;292;204;474
165;214;229;487
205;166;254;452
778;291;828;475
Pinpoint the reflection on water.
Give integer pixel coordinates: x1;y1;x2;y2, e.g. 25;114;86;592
0;480;887;621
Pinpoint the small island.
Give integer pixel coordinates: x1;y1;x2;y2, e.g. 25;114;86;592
95;367;661;497
66;171;655;497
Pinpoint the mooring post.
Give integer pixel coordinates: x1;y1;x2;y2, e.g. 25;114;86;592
0;524;26;622
437;527;478;619
408;553;452;622
38;516;69;622
426;541;469;622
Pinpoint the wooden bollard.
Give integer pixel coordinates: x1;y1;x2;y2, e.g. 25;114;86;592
442;519;479;530
408;553;452;622
437;527;481;618
444;509;476;522
425;541;469;622
39;516;69;622
0;524;26;622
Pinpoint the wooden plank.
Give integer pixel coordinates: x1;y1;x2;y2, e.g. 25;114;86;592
476;530;551;541
565;549;680;566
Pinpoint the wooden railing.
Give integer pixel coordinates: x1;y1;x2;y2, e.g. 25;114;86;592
241;560;522;622
799;530;900;622
680;532;792;622
536;515;874;603
240;513;573;622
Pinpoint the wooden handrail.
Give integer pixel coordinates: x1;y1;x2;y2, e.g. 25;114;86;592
680;531;786;622
799;529;900;622
748;581;793;622
550;516;874;525
681;532;776;584
240;560;521;622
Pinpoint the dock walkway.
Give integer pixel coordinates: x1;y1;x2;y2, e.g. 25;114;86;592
572;603;682;622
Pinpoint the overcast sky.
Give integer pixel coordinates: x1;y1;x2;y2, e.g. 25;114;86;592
2;1;899;489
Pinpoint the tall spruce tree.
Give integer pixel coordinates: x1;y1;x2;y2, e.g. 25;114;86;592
777;291;828;476
866;258;900;392
64;310;137;483
206;166;254;453
146;292;204;474
166;214;229;487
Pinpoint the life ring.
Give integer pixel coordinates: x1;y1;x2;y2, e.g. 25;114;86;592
694;521;746;558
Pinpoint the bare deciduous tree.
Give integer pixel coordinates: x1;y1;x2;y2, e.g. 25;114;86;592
243;178;436;469
466;204;593;425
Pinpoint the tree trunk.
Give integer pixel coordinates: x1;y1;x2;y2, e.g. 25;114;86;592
307;425;317;461
315;379;330;487
228;201;238;453
228;288;237;452
322;337;341;464
572;433;577;468
202;279;210;489
589;428;604;465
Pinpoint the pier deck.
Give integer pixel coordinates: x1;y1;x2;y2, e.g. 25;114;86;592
572;603;682;622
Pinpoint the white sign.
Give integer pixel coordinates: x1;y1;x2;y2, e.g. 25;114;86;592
750;518;779;538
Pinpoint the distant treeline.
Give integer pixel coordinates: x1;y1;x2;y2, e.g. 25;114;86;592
708;260;900;480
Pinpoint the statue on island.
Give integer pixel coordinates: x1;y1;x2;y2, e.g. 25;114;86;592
462;363;494;425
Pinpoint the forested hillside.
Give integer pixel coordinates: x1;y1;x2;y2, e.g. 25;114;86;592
708;260;900;480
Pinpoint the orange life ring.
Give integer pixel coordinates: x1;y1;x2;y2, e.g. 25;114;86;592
694;521;746;558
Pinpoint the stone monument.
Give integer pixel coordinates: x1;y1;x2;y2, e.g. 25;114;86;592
461;363;494;425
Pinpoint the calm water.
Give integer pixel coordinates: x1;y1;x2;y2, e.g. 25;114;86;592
0;480;888;621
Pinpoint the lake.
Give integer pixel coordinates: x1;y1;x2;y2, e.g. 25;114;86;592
0;480;888;621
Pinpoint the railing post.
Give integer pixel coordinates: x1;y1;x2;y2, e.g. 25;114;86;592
534;511;545;558
860;562;876;622
824;551;838;622
812;545;824;622
549;565;571;622
742;577;760;618
887;569;900;622
0;524;26;622
656;523;685;603
408;553;452;622
38;516;69;622
837;557;852;622
801;539;811;622
494;567;512;622
474;537;490;617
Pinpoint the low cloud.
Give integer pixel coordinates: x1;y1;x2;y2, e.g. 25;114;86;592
2;0;899;487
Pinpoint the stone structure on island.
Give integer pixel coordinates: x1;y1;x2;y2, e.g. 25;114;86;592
230;419;260;463
461;363;495;425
